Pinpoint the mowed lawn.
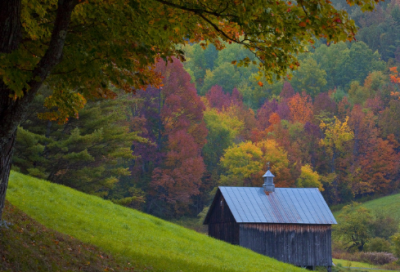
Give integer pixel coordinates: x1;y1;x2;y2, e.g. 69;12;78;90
333;258;377;268
6;171;303;272
333;259;395;272
333;193;400;220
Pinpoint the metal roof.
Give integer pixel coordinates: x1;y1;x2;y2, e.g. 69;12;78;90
204;187;337;225
263;170;275;178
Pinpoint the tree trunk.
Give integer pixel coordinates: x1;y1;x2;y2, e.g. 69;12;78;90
0;130;16;219
0;0;78;220
0;0;21;53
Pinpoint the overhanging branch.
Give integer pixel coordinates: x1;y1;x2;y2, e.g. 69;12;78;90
0;0;79;146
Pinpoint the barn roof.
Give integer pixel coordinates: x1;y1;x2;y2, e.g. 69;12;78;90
204;187;337;225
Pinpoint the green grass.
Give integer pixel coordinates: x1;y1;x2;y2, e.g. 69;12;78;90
6;171;303;272
0;201;132;272
332;259;395;271
333;258;377;268
361;194;400;221
333;193;400;220
332;195;400;272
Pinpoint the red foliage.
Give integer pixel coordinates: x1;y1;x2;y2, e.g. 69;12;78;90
287;92;313;123
337;96;352;120
359;137;399;194
256;99;278;130
205;86;243;111
280;81;295;99
266;113;281;133
231;88;244;106
365;96;384;115
151;130;205;208
348;106;399;195
149;59;207;214
276;100;291;120
313;92;336;117
205;85;231;110
157;60;206;138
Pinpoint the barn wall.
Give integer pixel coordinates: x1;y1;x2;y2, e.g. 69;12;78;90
239;224;332;267
207;192;239;244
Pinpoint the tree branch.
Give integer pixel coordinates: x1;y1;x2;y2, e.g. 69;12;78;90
154;0;237;18
0;0;79;146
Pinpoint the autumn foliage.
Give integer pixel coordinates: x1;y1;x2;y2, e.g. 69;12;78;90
13;57;400;218
130;59;207;216
288;92;313;124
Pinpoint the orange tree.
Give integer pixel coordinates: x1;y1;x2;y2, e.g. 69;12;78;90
0;0;381;220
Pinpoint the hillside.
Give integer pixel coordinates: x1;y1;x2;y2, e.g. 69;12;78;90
0;200;133;272
5;171;302;272
333;194;400;221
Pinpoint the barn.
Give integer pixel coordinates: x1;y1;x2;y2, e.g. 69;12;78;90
203;169;337;271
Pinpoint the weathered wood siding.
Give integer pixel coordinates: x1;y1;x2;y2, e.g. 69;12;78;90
239;224;332;267
207;192;239;244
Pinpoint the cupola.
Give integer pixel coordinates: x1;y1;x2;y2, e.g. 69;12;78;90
263;163;275;193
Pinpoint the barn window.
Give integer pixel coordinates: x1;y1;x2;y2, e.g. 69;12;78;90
220;200;223;207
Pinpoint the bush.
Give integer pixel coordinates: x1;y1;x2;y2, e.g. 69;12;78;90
370;214;399;239
358;252;397;265
332;239;349;253
382;262;400;270
391;233;400;258
332;251;398;266
365;237;392;253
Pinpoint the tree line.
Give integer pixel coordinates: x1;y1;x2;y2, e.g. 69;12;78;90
0;0;375;221
13;36;400;218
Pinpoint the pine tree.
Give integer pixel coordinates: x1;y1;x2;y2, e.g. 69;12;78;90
13;91;146;197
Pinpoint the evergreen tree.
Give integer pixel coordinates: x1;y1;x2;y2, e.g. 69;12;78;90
13;91;146;197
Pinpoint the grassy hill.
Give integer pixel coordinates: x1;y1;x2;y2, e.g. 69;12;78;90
333;193;400;221
5;171;302;272
0;201;132;272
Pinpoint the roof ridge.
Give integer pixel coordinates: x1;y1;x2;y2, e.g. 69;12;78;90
218;186;319;189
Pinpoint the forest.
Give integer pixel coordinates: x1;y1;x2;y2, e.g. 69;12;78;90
10;0;400;221
3;0;400;270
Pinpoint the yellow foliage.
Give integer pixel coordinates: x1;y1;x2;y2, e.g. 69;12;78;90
256;139;289;176
319;116;354;153
296;164;324;191
220;139;290;187
220;141;263;182
203;108;244;140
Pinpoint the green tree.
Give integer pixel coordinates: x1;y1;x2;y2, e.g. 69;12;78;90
336;42;385;89
348;81;365;105
183;43;217;89
391;233;400;258
290;57;328;97
334;203;373;252
348;71;387;105
201;63;241;94
370;214;399;240
239;74;283;109
202;108;243;178
365;237;392;253
313;41;385;90
314;42;349;90
13;92;145;197
0;0;382;219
